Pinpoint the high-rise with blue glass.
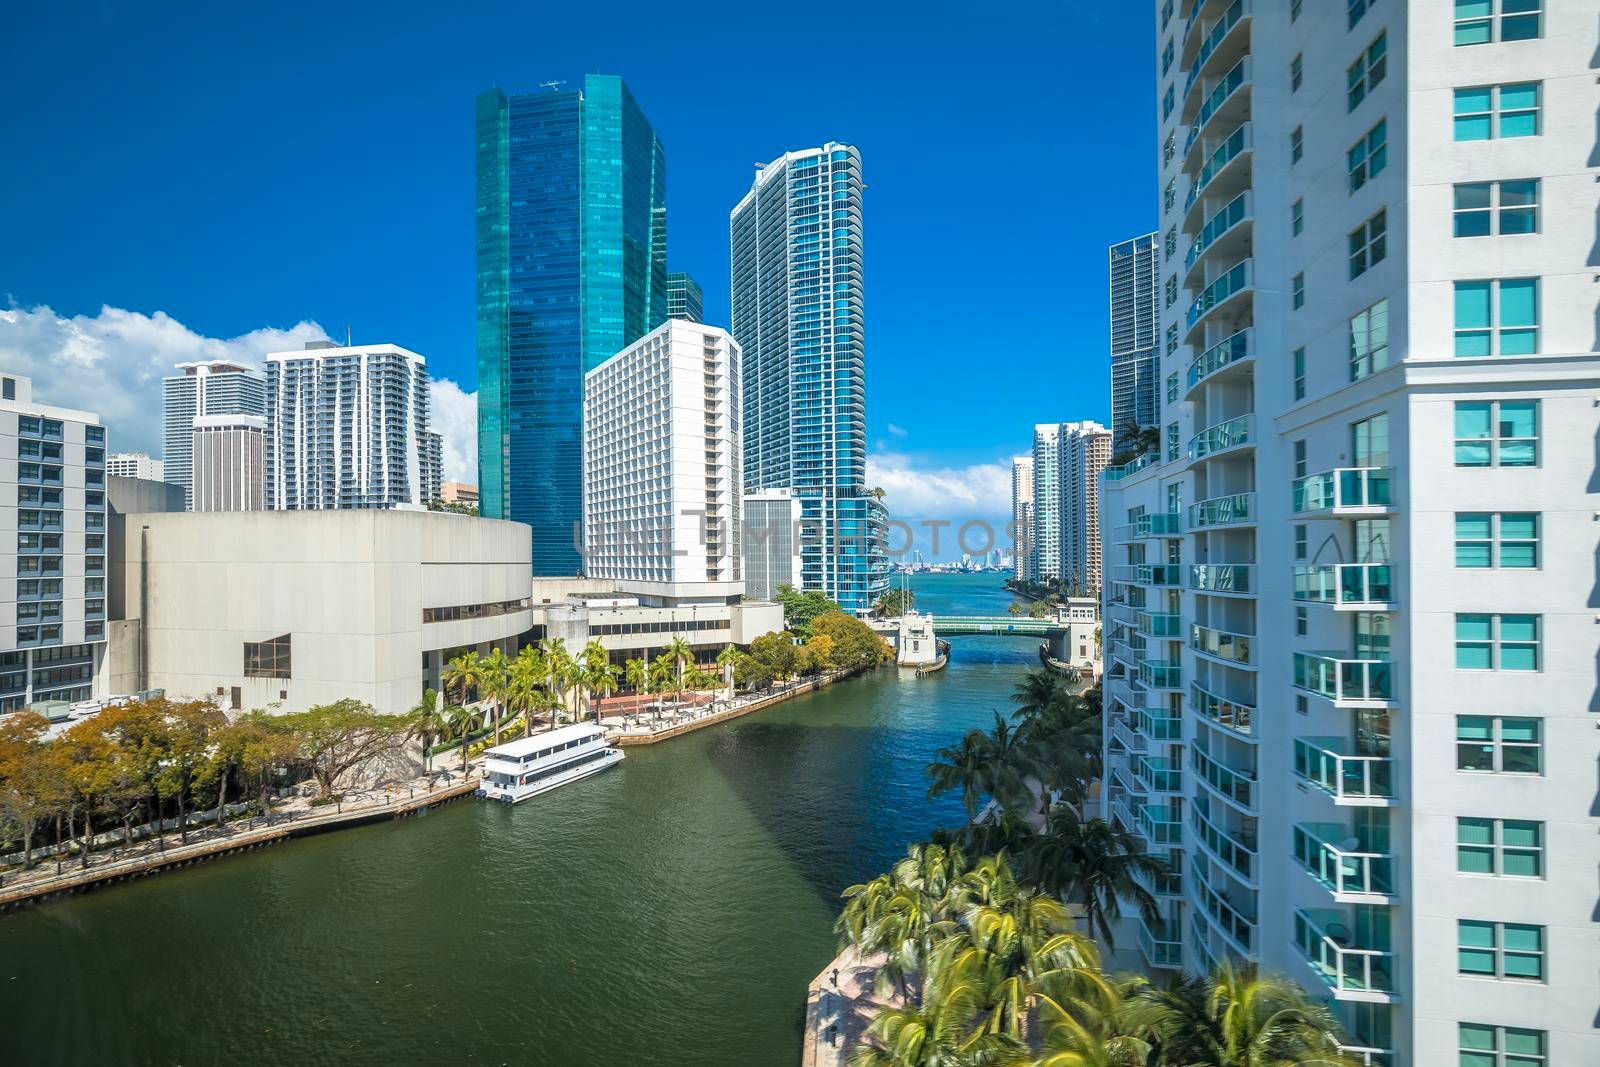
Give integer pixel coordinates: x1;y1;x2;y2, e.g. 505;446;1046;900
731;143;885;615
475;76;667;574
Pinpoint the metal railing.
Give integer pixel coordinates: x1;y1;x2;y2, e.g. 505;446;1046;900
1188;413;1253;460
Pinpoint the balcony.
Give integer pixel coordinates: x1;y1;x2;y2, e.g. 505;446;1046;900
1111;716;1147;755
1137;804;1184;846
1191;622;1254;667
1191;805;1255;881
1184;192;1252;288
1294;738;1395;806
1190;682;1255;739
1293;822;1395;902
1293;909;1397;1002
1138;661;1184;691
1187;413;1252;461
1291;467;1393;516
1339;1046;1395;1067
1112;563;1183;588
1192;746;1255;810
1103;454;1154;482
1134;512;1182;538
1182;57;1252;169
1184;259;1253;343
1136;706;1183;742
1133;755;1184;795
1292;564;1394;610
1294;652;1393;707
1182;0;1250;111
1136;611;1182;639
1189;563;1253;595
1183;123;1253;230
1138;916;1184;968
1131;852;1184;898
1188;491;1254;530
1191;875;1256;954
1185;328;1253;394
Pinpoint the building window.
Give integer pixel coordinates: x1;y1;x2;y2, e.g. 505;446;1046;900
1455;513;1539;568
1458;921;1544;981
1291;198;1304;235
1348;0;1374;29
1454;83;1540;140
1293;439;1307;479
1294;525;1307;560
1166;373;1178;403
1162;85;1175;120
1164;179;1176;213
1349;299;1389;381
1291;0;1302;20
1455;614;1540;671
1347;32;1387;110
1347;120;1387;192
1160;0;1173;30
1290;126;1303;164
1454;180;1539;237
1455;0;1541;46
1455;278;1538;356
1291;53;1303;92
1166;423;1179;462
1459;1023;1547;1067
1165;276;1177;307
1292;347;1306;400
1161;40;1174;76
1165;323;1178;356
1292;273;1305;309
1458;715;1541;773
1349;210;1387;278
1455;400;1537;467
243;633;292;679
1295;607;1307;636
1164;226;1177;259
1458;818;1543;877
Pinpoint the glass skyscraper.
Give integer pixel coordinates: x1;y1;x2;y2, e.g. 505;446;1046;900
475;76;667;574
665;271;703;323
1108;232;1158;439
731;143;885;615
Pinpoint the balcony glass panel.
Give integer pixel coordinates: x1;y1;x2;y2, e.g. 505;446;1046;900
1186;260;1253;329
1188;414;1252;460
1138;661;1184;690
1192;806;1255;879
1293;564;1394;606
1292;467;1391;513
1190;563;1253;594
1294;738;1394;801
1293;822;1394;897
1187;124;1251;213
1293;909;1395;994
1189;491;1254;528
1191;623;1254;665
1137;707;1184;742
1193;876;1256;951
1193;747;1255;808
1138;804;1184;845
1294;652;1392;702
1137;611;1183;638
1186;328;1253;389
1187;193;1250;269
1134;755;1184;794
1191;683;1255;737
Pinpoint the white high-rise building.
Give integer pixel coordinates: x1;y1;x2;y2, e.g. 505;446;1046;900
1010;456;1035;582
743;489;800;602
1100;4;1599;1063
192;414;265;512
583;320;742;591
1032;421;1111;592
263;342;430;511
106;452;163;481
0;372;108;710
162;361;266;510
420;430;443;505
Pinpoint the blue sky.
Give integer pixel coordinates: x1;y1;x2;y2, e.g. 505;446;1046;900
0;0;1154;547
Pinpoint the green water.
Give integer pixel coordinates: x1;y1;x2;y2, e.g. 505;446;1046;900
0;573;1027;1066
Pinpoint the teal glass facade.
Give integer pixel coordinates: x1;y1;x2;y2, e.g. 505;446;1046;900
476;76;666;574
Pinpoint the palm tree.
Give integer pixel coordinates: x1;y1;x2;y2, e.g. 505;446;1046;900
441;650;483;713
649;654;674;722
445;703;481;774
480;647;513;745
582;640;617;722
665;635;694;703
1131;963;1359;1066
715;644;738;689
408;688;449;772
849;939;1019;1066
1024;973;1153;1067
926;731;990;827
625;657;648;698
541;637;576;728
1027;805;1165;949
976;711;1038;817
1011;670;1061;719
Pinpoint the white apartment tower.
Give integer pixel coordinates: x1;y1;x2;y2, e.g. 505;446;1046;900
0;373;108;710
192;414;265;512
583;320;742;589
1032;421;1112;592
1011;456;1035;582
264;342;431;511
106;453;163;481
161;360;266;509
1100;3;1599;1064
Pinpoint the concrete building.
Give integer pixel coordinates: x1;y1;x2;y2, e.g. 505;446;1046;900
583;320;742;589
0;373;108;710
106;509;534;714
731;142;886;615
421;430;443;505
742;489;802;602
1109;232;1160;438
665;271;704;323
264;341;430;511
526;577;782;667
162;360;266;510
191;414;264;512
107;453;163;481
441;482;478;506
1011;456;1035;582
1032;421;1111;591
1100;4;1600;1063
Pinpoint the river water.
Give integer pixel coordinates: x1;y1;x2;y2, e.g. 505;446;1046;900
0;573;1027;1066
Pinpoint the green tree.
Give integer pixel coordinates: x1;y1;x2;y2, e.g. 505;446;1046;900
541;637;578;725
925;732;989;828
1133;964;1359;1066
582;640;617;722
408;688;449;772
1007;601;1023;617
873;588;915;618
1027;805;1165;950
813;611;891;671
774;583;842;638
479;647;513;746
748;630;799;682
0;712;68;869
445;704;482;773
442;651;484;713
276;699;411;798
624;657;649;697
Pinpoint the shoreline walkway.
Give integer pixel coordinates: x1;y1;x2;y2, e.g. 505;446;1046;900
604;667;869;746
801;947;886;1067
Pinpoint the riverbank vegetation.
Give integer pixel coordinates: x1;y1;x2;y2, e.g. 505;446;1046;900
836;668;1360;1065
722;611;890;691
872;588;915;618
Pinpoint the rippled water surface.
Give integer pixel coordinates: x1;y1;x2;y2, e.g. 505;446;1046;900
0;573;1027;1066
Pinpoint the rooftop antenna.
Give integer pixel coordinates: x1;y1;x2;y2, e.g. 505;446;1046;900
346;325;352;347
540;80;566;92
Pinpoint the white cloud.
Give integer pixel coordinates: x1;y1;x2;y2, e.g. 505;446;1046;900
428;377;477;483
867;450;1014;521
0;304;478;483
886;422;908;438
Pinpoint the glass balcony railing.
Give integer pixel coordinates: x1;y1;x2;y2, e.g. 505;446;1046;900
1112;512;1182;541
1292;564;1394;607
1186;123;1252;213
1195;55;1249;131
1191;805;1256;880
1137;611;1183;639
1291;467;1392;514
1188;491;1254;529
1191;623;1254;665
1112;716;1147;755
1192;875;1257;952
1137;706;1184;742
1133;755;1184;794
1339;1046;1395;1067
1294;652;1393;704
1139;661;1184;691
1190;563;1253;594
1190;682;1255;737
1186;260;1252;330
1138;804;1184;846
1185;0;1247;99
1188;413;1252;460
1186;328;1252;389
1294;737;1395;802
1293;822;1394;898
1293;909;1395;996
1139;916;1184;967
1136;564;1184;587
1103;454;1154;481
1186;192;1251;270
1133;854;1185;898
1193;747;1255;808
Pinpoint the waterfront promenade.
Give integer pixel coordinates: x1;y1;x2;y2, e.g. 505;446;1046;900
802;948;887;1067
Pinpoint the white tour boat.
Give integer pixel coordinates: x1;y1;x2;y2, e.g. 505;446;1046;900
477;725;624;804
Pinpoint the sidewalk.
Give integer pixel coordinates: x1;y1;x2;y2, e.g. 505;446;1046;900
802;948;887;1067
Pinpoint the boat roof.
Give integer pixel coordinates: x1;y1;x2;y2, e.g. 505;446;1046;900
483;725;605;758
